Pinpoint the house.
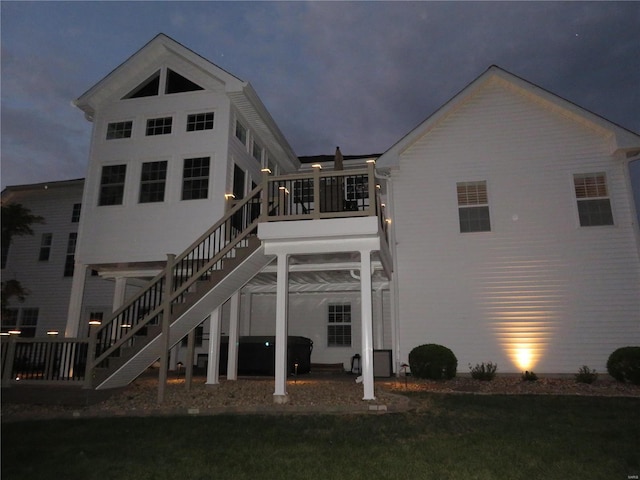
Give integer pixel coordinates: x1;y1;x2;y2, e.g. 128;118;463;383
2;34;639;401
1;179;113;338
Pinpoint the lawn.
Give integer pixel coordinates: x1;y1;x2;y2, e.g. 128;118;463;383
3;393;639;480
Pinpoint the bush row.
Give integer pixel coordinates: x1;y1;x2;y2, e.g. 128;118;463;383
406;344;640;385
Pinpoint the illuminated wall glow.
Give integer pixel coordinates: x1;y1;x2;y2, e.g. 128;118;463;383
474;253;567;372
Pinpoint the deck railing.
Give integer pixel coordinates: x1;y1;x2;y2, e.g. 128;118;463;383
1;163;389;387
1;336;90;385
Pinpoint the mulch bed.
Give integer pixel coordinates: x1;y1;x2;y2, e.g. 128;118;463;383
2;373;639;423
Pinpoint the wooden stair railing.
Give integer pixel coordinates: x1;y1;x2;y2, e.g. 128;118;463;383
86;185;265;387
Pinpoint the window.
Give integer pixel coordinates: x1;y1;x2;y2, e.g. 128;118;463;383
139;161;167;203
346;175;369;200
64;233;77;277
187;112;214;132
165;69;204;94
235;120;247;145
293;179;314;203
182;157;210;200
252;142;263;163
457;181;491;233
106;121;133;140
146;117;172;136
71;203;81;223
98;165;127;206
123;71;160;99
181;325;204;347
574;173;614;226
39;233;53;261
328;303;352;347
1;308;38;337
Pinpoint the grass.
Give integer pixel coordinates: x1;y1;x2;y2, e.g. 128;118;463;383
3;393;639;479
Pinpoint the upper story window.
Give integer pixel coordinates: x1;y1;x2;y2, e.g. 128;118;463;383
252;142;263;163
39;233;53;261
166;69;204;94
574;173;614;227
182;157;210;200
123;71;160;99
64;233;77;277
98;164;127;206
139;161;168;203
106;121;133;140
187;112;214;132
71;203;81;223
457;181;491;233
235;120;247;146
146;117;172;136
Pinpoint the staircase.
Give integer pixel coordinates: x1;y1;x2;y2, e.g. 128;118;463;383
88;186;273;390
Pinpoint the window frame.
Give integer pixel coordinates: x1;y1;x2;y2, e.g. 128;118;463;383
573;172;614;227
1;307;38;337
64;232;77;277
98;164;127;206
71;203;81;223
235;120;247;146
139;161;168;203
145;116;173;136
182;157;211;201
38;233;53;262
106;121;133;140
327;303;352;347
457;180;491;233
186;112;214;132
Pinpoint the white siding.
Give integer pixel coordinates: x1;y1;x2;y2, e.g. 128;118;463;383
2;182;113;335
392;80;640;373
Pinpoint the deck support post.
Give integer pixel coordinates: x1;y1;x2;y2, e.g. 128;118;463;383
185;328;195;390
227;292;240;381
206;308;222;385
360;249;376;400
158;254;175;404
273;253;289;404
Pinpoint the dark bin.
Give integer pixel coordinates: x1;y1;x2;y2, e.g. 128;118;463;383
217;336;312;376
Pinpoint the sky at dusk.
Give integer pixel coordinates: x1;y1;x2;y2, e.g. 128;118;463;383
1;1;639;213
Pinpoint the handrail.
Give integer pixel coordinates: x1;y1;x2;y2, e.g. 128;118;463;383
89;185;264;372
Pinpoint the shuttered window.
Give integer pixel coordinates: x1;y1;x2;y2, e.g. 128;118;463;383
457;181;491;233
574;173;613;226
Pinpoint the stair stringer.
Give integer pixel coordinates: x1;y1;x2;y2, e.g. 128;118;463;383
95;244;274;390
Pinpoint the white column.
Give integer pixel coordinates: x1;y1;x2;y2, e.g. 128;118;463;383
227;292;240;381
206;308;222;385
360;249;375;400
112;276;128;311
374;287;384;350
65;263;87;337
273;253;289;403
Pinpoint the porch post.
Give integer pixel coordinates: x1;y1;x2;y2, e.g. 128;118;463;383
360;249;375;400
158;254;175;404
227;292;240;381
65;264;88;337
185;328;195;391
206;308;222;385
273;253;289;404
112;276;127;311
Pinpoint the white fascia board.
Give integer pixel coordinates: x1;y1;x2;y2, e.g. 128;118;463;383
259;217;381;256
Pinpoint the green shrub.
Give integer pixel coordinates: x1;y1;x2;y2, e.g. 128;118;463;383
408;344;458;380
607;347;640;385
575;365;598;384
521;370;538;382
469;362;498;381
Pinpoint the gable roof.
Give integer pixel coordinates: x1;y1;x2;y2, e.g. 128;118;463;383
74;33;299;170
377;65;640;169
